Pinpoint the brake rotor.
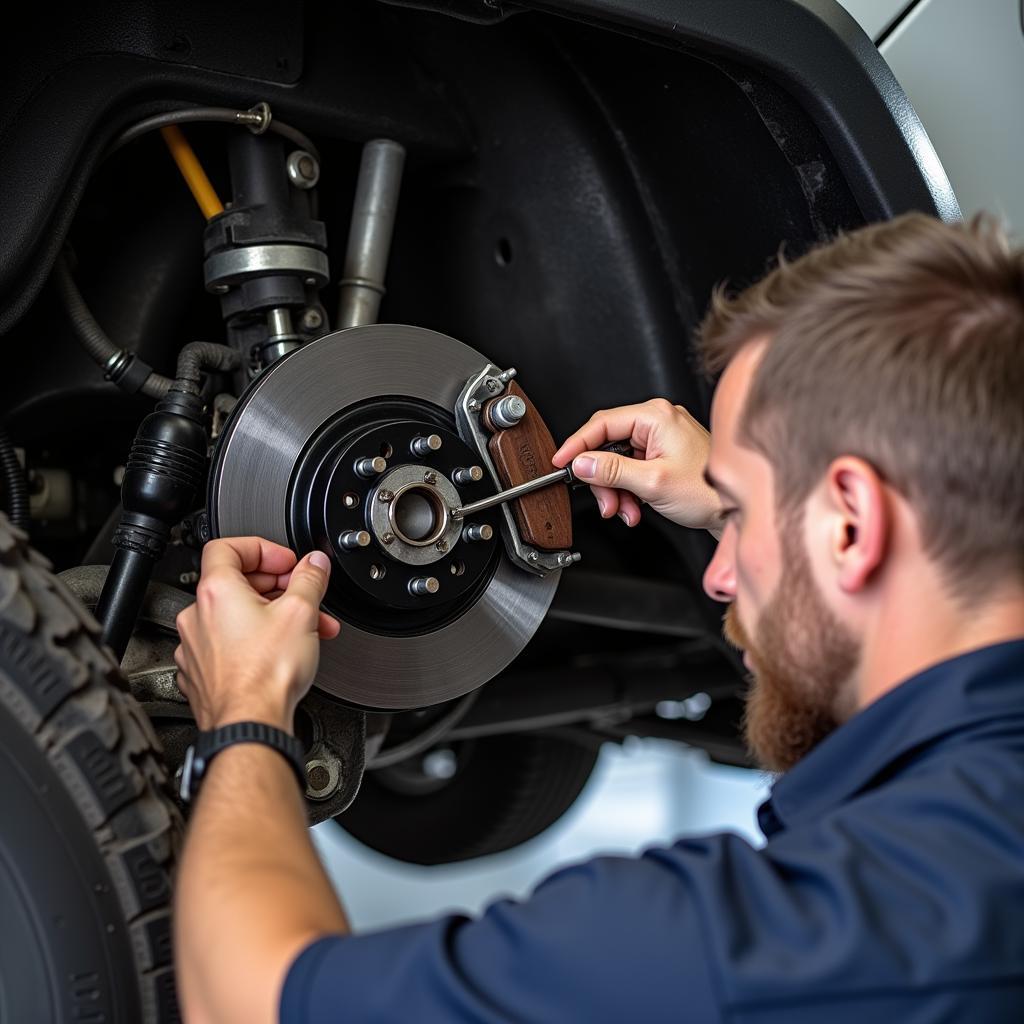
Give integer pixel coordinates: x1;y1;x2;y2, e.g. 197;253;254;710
209;324;558;710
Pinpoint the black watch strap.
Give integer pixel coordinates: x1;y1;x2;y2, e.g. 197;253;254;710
180;721;306;803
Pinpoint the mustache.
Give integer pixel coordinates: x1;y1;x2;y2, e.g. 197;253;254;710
722;604;749;652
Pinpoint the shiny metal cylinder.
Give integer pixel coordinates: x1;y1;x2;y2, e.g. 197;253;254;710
338;530;371;550
337;139;406;328
462;523;494;543
452;466;483;486
355;456;388;479
489;394;527;429
410;434;443;458
408;576;440;597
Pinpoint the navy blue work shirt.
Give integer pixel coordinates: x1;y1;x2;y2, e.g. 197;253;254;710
281;640;1024;1022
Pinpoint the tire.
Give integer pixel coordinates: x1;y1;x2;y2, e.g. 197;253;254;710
0;516;182;1022
337;733;599;865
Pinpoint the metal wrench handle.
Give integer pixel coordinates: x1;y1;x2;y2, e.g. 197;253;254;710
450;441;634;521
451;468;570;520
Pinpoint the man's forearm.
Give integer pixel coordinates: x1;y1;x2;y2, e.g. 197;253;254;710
175;743;349;1024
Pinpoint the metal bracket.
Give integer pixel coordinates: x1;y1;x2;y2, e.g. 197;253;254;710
455;364;573;577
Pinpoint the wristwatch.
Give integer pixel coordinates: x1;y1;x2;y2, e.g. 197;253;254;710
179;721;307;803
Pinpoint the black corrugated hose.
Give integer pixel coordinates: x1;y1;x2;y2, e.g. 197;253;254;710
0;426;29;531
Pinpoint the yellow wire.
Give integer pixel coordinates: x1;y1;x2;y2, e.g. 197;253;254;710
160;125;224;220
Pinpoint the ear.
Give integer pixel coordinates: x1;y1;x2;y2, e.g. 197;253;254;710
824;456;889;594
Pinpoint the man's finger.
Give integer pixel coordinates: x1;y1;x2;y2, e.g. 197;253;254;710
279;551;332;622
318;612;342;640
200;536;298;579
552;404;656;468
571;450;658;501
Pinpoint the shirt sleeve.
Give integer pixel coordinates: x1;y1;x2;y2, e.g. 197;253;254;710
279;849;723;1024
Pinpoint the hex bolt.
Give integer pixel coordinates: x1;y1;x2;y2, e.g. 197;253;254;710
381;531;395;545
435;539;449;554
408;576;440;596
339;530;371;551
527;551;540;563
300;308;324;331
468;399;482;413
411;434;443;458
356;456;388;479
452;466;484;486
287;150;321;189
489;395;528;429
423;470;438;485
485;377;501;393
377;489;394;503
463;523;494;543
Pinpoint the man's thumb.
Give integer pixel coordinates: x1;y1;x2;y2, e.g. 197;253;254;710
572;452;651;496
283;550;332;610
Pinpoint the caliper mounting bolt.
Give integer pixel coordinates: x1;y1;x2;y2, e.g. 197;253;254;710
489;395;527;429
408;576;440;596
452;466;484;486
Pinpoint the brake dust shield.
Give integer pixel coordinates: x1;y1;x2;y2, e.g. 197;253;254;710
209;324;558;710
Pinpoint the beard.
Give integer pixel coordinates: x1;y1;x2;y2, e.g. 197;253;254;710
722;526;859;774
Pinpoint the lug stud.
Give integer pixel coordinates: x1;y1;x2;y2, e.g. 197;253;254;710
338;530;371;550
463;523;494;543
356;456;388;479
452;466;484;486
408;576;440;596
411;434;443;458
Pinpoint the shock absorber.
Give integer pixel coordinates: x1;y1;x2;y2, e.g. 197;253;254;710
203;131;330;374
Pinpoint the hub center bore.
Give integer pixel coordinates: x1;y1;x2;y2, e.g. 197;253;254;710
389;484;449;546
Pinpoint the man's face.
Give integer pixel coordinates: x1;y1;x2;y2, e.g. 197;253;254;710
703;342;859;773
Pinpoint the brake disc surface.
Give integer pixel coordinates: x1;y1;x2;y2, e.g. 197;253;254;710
209;324;558;709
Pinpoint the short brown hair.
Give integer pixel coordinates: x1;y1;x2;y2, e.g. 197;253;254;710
699;212;1024;598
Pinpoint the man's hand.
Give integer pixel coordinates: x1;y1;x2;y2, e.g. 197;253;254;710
553;398;721;530
174;537;348;1024
174;537;341;734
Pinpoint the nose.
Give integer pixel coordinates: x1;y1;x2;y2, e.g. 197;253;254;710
703;530;737;603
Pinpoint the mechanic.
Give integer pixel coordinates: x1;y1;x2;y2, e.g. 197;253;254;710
173;212;1024;1023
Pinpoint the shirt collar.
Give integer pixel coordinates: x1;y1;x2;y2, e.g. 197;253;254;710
761;638;1024;835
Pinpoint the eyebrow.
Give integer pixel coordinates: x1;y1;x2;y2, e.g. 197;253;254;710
703;466;738;502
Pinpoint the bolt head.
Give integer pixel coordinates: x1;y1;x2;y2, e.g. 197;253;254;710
301;308;324;331
485;377;501;393
468;399;481;413
423;470;438;485
381;531;395;545
435;540;449;553
378;490;394;503
527;551;539;562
